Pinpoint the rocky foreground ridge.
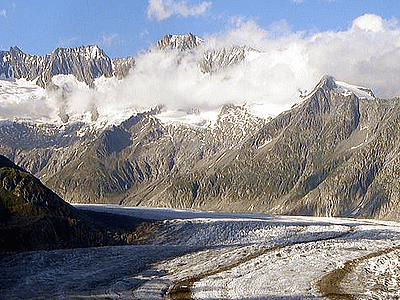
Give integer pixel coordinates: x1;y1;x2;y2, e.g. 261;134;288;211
0;155;146;252
3;76;400;221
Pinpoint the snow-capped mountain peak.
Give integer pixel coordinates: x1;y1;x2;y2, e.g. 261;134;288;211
305;76;375;101
51;45;107;61
335;80;375;100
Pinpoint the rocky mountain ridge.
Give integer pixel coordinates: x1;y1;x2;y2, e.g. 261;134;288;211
155;33;258;73
0;45;135;88
200;45;258;73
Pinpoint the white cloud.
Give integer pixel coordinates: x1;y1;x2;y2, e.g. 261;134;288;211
306;14;400;99
57;37;79;47
128;13;400;114
0;9;6;18
147;0;212;21
351;14;386;32
102;33;119;46
43;15;400;119
292;0;337;3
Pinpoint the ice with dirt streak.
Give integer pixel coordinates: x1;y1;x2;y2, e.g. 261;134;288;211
2;205;400;299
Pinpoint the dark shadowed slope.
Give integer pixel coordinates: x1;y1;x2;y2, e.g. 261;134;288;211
0;155;147;252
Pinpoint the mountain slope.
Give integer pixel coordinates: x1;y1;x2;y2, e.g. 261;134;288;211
134;76;363;212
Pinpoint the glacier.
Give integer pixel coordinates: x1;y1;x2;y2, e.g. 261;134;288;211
2;205;400;299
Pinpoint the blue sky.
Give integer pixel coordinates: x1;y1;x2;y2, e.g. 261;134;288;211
0;0;399;57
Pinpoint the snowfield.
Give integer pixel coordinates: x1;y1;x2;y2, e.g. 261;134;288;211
2;205;400;299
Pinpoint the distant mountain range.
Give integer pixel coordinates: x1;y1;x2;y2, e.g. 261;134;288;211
0;33;257;88
0;45;135;88
3;74;400;221
2;34;400;222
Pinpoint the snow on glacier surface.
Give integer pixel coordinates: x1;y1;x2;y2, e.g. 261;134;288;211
2;205;400;299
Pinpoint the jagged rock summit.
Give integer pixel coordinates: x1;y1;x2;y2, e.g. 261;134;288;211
306;75;376;101
156;32;203;51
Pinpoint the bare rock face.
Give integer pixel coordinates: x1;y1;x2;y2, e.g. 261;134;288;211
0;50;13;78
200;45;257;73
112;57;136;79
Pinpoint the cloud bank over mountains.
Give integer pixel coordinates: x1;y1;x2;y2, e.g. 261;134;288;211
2;13;400;123
105;13;400;114
147;0;212;21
